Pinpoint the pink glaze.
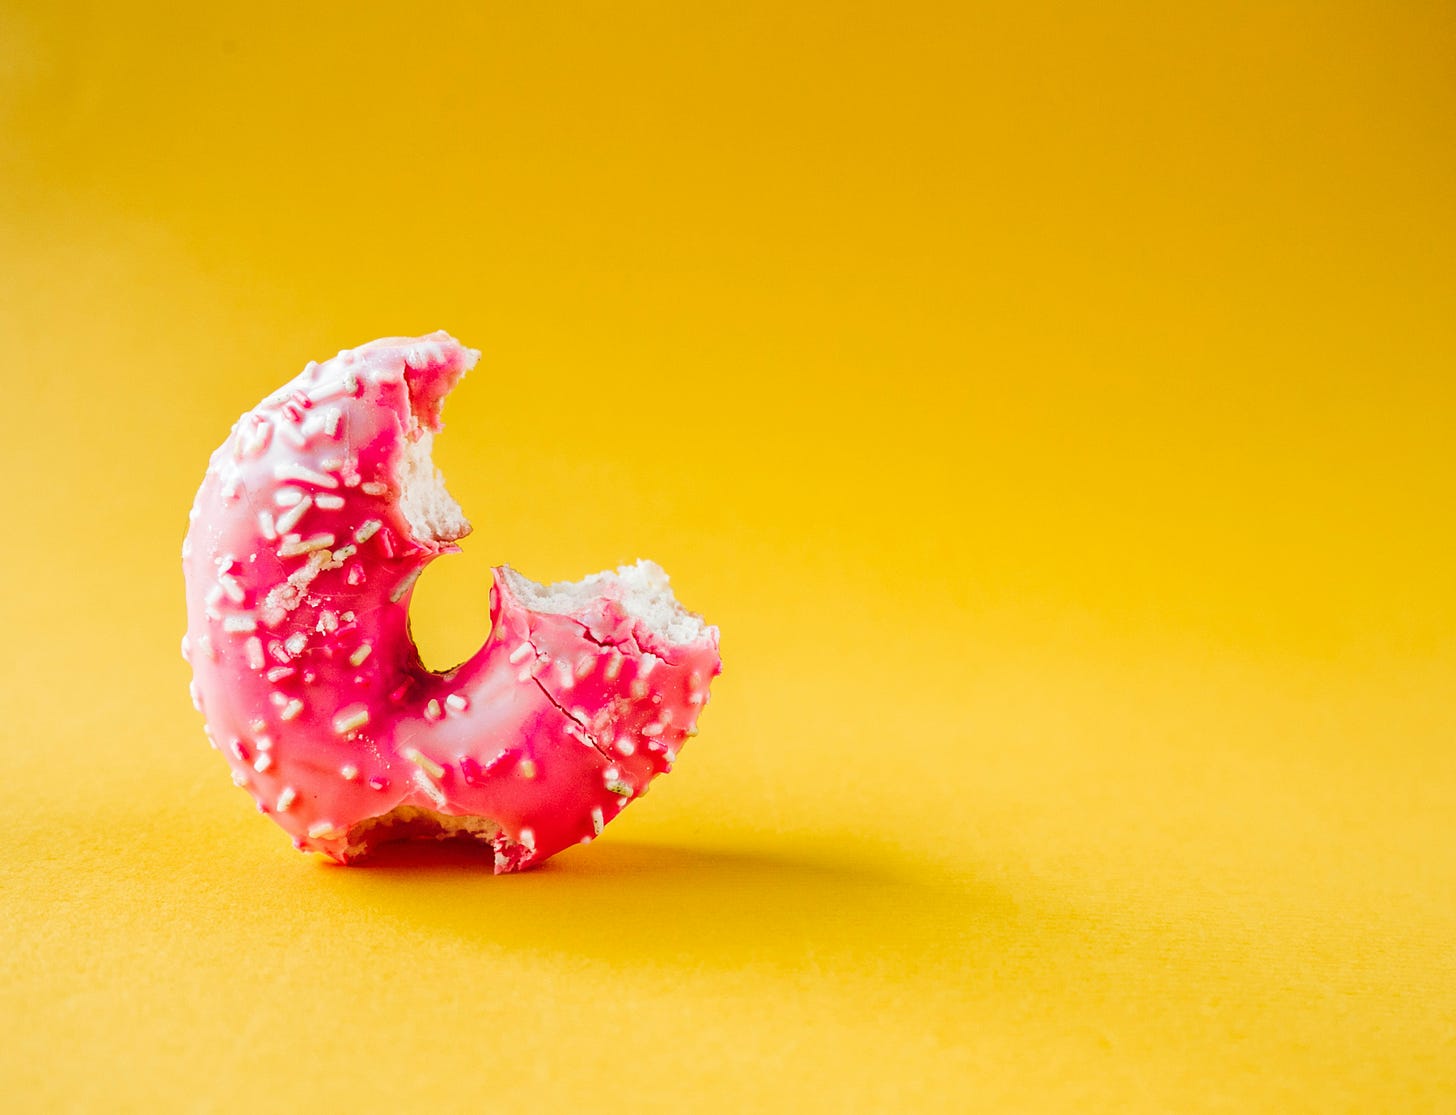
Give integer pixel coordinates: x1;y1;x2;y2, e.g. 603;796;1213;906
181;332;721;871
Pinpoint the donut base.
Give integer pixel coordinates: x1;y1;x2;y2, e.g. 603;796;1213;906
339;805;501;862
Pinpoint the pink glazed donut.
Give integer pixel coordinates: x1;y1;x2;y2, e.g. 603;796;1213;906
181;332;721;871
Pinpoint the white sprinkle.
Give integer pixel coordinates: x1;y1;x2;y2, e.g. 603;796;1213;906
275;787;297;812
270;691;289;708
274;496;313;536
307;377;350;404
354;519;382;543
642;722;664;737
256;736;273;751
445;693;469;712
509;642;533;664
554;659;575;689
333;705;370;734
315;493;345;510
517;666;535;684
277;532;335;558
280;699;304;721
518;828;536;852
664;748;677;763
404;747;445;779
249;718;268;734
188;680;202;711
603;766;619;781
390;569;420;603
639;654;658;678
205;584;225;608
516;758;537;779
606;779;633;797
412;768;447;808
284;632;308;656
630;678;649;699
590;807;605;835
245;637;265;671
307;821;340;839
231;769;248;787
322;408;343;438
258;510;278;540
253;754;273;773
317;610;338;634
277;420;308;448
222;615;257;634
604;651;623;680
424;699;443;721
616;738;637;755
217;573;246;604
197;635;217;661
239;419;272;457
575;655;595;679
349;644;372;667
265;666;294;683
330;544;357;564
361;481;389;496
274;487;306;507
274;461;339;489
340;764;359;781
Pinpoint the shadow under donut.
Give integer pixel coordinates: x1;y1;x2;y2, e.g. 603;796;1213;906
312;833;1030;976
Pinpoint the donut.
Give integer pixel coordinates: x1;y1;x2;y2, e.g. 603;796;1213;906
180;332;721;871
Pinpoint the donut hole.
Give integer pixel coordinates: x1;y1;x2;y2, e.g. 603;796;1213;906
407;546;496;671
395;384;492;669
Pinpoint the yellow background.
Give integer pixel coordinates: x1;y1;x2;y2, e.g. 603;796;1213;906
2;2;1453;1110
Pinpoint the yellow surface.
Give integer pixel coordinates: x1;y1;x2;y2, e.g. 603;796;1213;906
2;2;1453;1110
